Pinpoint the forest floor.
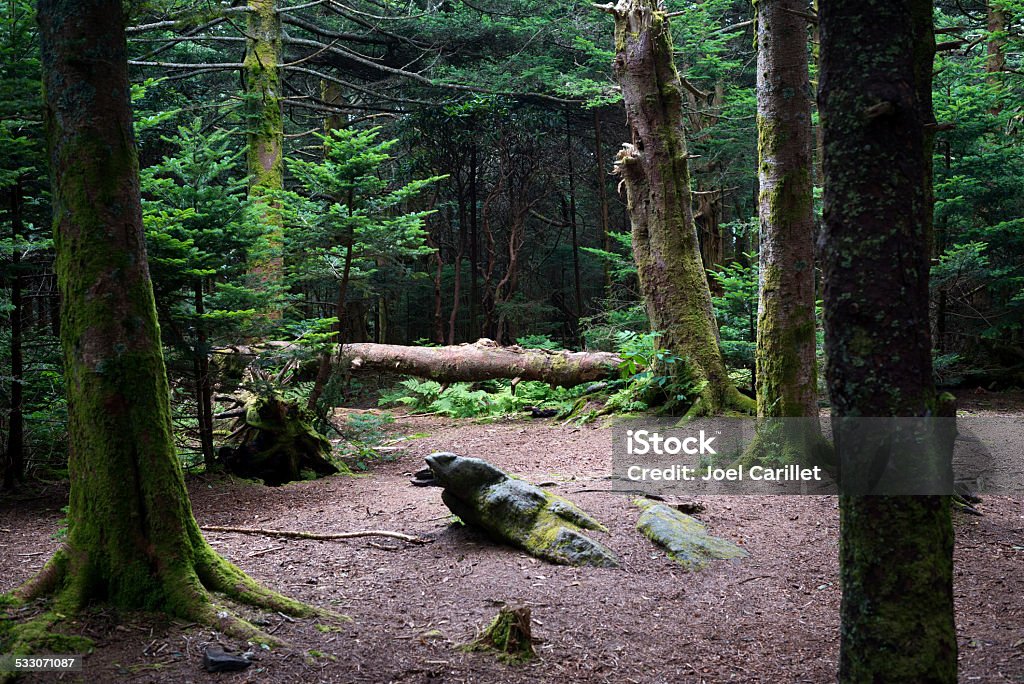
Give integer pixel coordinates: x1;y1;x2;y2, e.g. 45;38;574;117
2;391;1023;683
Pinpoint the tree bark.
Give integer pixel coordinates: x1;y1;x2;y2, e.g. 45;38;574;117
27;0;312;632
245;0;284;303
602;0;753;415
754;0;819;420
819;1;957;681
340;339;621;387
986;1;1007;77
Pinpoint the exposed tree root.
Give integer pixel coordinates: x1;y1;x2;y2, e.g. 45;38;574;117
202;525;429;544
11;531;340;649
736;420;836;474
684;385;757;418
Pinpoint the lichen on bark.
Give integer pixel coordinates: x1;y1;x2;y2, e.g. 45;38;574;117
819;0;957;680
244;0;284;297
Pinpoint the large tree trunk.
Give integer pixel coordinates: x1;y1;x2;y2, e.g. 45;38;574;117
244;0;284;303
601;0;753;416
23;0;312;635
754;0;819;420
819;1;957;681
340;339;621;387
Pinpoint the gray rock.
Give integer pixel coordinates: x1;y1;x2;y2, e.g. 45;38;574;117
634;498;747;571
425;452;619;568
202;646;252;673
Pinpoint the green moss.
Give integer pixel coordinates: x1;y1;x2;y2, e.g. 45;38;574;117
634;499;747;571
464;606;535;664
1;612;93;662
313;623;346;634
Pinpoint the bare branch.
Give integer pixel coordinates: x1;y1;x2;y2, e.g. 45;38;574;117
202;525;429;544
780;7;818;23
284;35;582;104
280;12;395;45
129;60;244;69
126;8;248;34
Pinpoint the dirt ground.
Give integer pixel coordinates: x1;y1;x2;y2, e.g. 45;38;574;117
2;403;1023;683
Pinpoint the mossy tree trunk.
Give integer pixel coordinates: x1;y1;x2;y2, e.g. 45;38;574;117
819;1;957;681
602;0;752;416
29;0;312;633
245;0;284;304
754;0;818;422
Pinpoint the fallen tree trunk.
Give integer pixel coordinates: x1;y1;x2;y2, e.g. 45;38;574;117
338;339;622;388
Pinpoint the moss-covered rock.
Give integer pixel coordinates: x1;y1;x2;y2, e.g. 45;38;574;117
425;453;618;568
634;498;747;571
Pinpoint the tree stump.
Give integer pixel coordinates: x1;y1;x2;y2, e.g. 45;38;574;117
466;606;535;663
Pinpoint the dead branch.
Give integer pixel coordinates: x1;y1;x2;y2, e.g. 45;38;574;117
202;525;430;544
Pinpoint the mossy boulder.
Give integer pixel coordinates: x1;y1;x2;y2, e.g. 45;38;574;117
424;453;619;568
634;498;747;571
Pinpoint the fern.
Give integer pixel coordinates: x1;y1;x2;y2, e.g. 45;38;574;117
379;378;579;418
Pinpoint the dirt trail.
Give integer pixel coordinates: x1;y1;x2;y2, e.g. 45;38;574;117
2;413;1022;683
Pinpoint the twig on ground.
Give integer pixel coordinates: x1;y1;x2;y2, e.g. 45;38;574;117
202;525;430;544
246;545;286;558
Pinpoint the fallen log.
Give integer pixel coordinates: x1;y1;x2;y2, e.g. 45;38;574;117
339;339;622;388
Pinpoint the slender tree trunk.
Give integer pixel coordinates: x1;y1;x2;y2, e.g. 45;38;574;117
245;0;284;304
565;107;583;325
448;192;466;344
27;0;312;630
193;282;216;470
481;180;501;339
602;0;753;415
469;141;480;338
987;1;1007;77
754;0;818;420
4;180;25;488
306;90;345;411
593;109;612;290
986;0;1007;115
430;231;445;344
819;1;957;681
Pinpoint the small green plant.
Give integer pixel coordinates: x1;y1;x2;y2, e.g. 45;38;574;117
378;377;579;418
710;255;758;390
336;412;395;470
515;334;563;350
51;505;70;540
601;331;695;414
